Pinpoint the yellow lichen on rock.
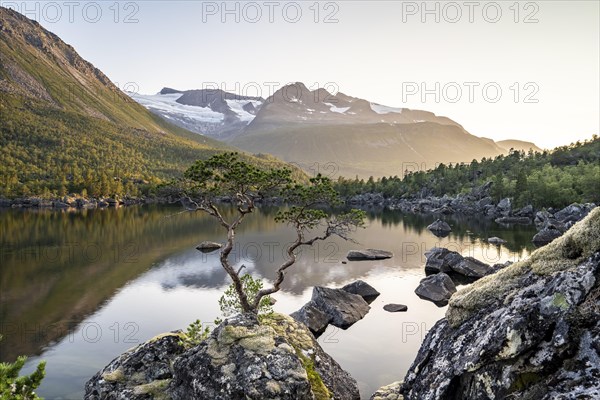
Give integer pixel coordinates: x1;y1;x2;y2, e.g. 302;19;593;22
132;379;171;399
102;367;125;382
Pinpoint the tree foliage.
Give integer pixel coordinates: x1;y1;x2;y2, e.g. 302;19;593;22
334;136;600;208
0;335;46;400
181;153;366;315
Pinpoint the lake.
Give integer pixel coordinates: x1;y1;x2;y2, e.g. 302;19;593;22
0;205;538;399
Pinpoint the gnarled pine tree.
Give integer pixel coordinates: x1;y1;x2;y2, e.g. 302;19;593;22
182;153;366;314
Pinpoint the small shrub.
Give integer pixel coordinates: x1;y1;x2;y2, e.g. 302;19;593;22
219;274;274;319
179;320;211;348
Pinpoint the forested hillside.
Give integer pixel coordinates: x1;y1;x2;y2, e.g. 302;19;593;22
0;7;292;198
335;137;600;209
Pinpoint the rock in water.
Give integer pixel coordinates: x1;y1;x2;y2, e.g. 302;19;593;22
414;273;457;306
170;313;360;400
342;280;381;303
532;227;563;246
394;208;600;400
383;304;408;312
347;249;393;260
426;219;452;236
86;314;361;400
311;286;370;329
292;282;377;334
487;236;506;245
451;257;494;279
196;241;222;253
424;247;464;274
290;300;331;336
494;216;531;224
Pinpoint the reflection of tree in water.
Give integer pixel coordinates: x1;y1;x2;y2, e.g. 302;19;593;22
363;209;537;254
1;205;539;361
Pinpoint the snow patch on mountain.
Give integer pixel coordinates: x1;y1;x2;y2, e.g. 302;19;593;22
129;92;224;123
225;99;261;122
324;103;351;114
370;103;403;115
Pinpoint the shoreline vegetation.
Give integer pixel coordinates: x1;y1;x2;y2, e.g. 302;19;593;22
2;137;597;213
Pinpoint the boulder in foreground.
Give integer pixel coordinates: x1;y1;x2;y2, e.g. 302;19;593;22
376;207;600;400
86;313;360;400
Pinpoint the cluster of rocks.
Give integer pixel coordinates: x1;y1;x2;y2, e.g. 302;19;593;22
1;196;147;209
349;181;536;223
291;280;379;336
86;313;361;400
532;202;596;246
415;247;511;306
374;207;600;399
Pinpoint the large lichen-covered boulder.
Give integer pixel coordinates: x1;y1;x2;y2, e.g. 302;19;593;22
85;332;186;399
170;313;360;400
390;207;600;399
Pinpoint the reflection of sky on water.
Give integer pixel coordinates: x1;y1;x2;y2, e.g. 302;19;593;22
14;208;537;399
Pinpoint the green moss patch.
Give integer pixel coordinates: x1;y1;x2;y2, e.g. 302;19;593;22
448;208;600;327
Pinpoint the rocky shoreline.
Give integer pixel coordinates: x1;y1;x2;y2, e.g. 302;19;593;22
372;208;600;399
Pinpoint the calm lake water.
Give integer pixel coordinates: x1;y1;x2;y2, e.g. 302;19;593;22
0;205;538;399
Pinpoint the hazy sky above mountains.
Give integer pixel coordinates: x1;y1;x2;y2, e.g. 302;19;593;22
5;1;599;148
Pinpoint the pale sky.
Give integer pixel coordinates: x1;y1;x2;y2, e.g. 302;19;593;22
5;0;599;149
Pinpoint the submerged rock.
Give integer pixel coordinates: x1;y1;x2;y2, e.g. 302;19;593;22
495;216;531;224
196;241;222;253
394;208;600;400
347;249;393;260
414;273;457;306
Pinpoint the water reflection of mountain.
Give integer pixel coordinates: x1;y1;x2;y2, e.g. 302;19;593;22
0;205;536;361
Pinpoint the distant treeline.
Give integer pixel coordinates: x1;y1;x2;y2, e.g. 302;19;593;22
334;136;600;209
